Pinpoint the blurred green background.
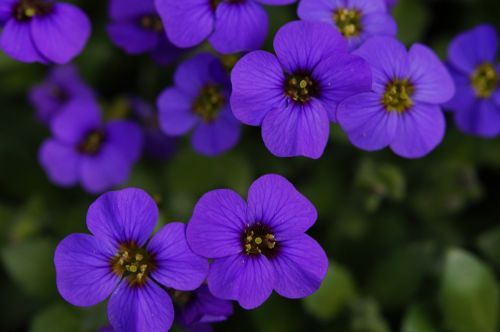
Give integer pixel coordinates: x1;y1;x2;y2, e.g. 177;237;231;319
1;0;500;331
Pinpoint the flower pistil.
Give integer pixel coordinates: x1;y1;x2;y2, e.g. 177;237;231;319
111;243;156;286
14;0;53;21
471;63;498;98
285;74;318;103
192;85;225;122
242;223;277;257
333;8;362;38
382;79;414;113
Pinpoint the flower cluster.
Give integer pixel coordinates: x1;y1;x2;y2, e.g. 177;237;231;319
4;0;498;331
55;175;327;331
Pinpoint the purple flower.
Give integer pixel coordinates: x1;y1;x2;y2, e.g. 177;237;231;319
385;0;397;9
230;21;372;159
173;285;233;332
337;37;455;158
445;25;500;137
128;97;177;160
298;0;397;51
158;53;241;156
155;0;296;54
107;0;184;65
29;65;94;124
55;188;209;332
0;0;90;64
38;98;143;193
186;174;329;309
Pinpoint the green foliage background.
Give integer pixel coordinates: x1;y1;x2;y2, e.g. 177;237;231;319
0;0;500;331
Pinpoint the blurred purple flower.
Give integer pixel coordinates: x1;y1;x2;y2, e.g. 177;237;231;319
174;285;233;332
107;0;184;65
128;97;177;160
158;53;241;156
186;174;328;310
29;65;94;124
298;0;397;51
0;0;90;63
38;98;143;193
155;0;296;54
385;0;397;9
337;37;455;158
55;188;209;332
230;21;371;159
445;25;500;137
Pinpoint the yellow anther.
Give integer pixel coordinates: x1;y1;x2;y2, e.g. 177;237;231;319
127;264;138;273
254;237;263;245
245;244;252;251
246;235;253;242
265;234;275;240
135;253;144;261
299;80;308;89
137;273;144;280
267;242;276;249
24;7;36;17
140;264;147;273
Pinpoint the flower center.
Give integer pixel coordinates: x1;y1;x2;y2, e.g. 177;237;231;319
192;85;225;122
242;223;277;258
285;74;318;103
471;63;498;98
14;0;53;21
50;85;69;103
333;8;362;38
139;15;163;32
111;243;156;286
382;79;415;113
77;130;105;155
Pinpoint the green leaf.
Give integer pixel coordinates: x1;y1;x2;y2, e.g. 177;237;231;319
2;239;56;298
441;249;499;332
368;243;433;309
351;299;391;332
393;0;430;45
303;263;357;321
477;226;500;269
402;304;438;332
30;303;82;332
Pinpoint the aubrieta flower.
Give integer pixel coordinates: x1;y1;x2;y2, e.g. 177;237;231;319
0;0;90;63
128;97;177;160
155;0;295;54
39;98;143;193
385;0;397;10
445;25;500;137
297;0;397;50
158;53;241;156
29;65;94;124
55;188;209;332
173;285;233;332
231;21;371;159
186;174;328;309
337;37;455;158
107;0;184;65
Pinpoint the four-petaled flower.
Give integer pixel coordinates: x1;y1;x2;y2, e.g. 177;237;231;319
158;53;241;156
55;188;209;332
231;20;372;159
107;0;184;65
0;0;90;63
186;174;328;309
39;97;143;193
337;37;455;158
445;25;500;137
29;65;94;124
